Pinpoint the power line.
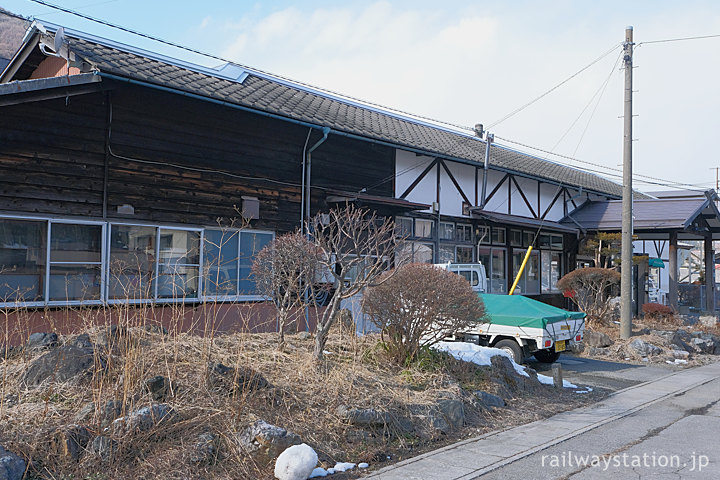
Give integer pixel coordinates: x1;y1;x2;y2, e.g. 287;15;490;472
26;0;476;135
487;43;622;129
637;33;720;46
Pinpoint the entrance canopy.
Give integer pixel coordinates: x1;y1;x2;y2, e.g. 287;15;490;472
560;190;720;240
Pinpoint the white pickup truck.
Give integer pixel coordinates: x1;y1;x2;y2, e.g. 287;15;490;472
435;263;585;364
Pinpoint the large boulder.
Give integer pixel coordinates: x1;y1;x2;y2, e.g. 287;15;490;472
435;399;464;431
23;338;104;386
237;420;301;460
111;404;173;435
208;362;271;394
584;330;613;348
26;332;58;351
628;338;663;356
49;425;91;460
336;406;391;427
474;391;506;409
0;444;25;480
189;432;218;465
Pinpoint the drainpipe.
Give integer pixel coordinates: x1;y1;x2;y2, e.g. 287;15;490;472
302;126;329;332
480;133;494;208
304;127;331;232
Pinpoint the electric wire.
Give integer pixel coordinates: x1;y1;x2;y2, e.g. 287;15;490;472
487;43;622;129
25;1;713;196
637;33;720;46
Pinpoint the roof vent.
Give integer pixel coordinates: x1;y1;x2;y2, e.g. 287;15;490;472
215;63;249;83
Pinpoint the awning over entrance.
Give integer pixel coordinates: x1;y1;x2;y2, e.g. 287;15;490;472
326;190;430;214
470;208;578;234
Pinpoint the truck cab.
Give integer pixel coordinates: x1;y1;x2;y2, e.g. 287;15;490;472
434;262;487;293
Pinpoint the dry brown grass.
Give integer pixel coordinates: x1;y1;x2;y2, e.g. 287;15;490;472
0;309;597;480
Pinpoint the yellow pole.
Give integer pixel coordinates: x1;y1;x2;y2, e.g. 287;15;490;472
509;245;533;295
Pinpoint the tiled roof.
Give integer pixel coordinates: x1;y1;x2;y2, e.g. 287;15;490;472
65;34;623;197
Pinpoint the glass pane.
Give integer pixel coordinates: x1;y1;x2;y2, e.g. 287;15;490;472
239;232;273;295
203;229;239;296
158;229;200;265
539;234;551;249
512;250;526;294
523;231;534;247
491;249;506;294
551;234;563;250
157;265;199;298
510;229;522;246
492;227;505;245
456;246;473;263
396;217;413;237
415;219;433;238
414;243;434;263
108;225;156;300
0;220;46;302
541;250;551;293
439;222;454;240
550;252;560;291
49;264;101;301
456;224;472;242
50;223;102;263
525;250;540;294
439;245;454;263
477;226;490;244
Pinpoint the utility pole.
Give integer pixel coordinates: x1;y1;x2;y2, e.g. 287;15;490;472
620;26;634;340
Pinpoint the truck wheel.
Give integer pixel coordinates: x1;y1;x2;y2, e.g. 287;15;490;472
533;349;561;363
495;339;524;364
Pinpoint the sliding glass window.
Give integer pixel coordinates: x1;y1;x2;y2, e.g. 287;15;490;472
0;219;46;302
48;222;103;302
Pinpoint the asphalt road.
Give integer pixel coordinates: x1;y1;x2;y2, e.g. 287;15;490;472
528;353;678;391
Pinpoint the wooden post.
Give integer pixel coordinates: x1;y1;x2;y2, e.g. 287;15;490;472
705;235;714;313
552;362;563;389
669;231;678;311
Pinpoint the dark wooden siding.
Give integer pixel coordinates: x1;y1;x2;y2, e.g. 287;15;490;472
0;82;395;232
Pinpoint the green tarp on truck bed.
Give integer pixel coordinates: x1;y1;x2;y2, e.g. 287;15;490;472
478;293;586;329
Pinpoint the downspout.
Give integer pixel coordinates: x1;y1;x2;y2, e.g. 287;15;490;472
305;127;331;231
300;129;312;233
303;126;329;333
480;133;494;208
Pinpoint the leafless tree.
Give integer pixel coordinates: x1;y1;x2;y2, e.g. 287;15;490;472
252;232;320;350
557;267;620;325
308;204;399;362
363;263;486;364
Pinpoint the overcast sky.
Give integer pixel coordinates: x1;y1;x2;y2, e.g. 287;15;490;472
2;0;720;193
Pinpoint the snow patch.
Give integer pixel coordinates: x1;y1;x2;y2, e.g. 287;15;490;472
333;462;356;472
309;468;328;478
536;373;577;389
274;443;318;480
358;462;369;469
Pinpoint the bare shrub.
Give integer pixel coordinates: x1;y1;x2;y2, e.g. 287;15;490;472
308;205;399;362
363;263;485;364
557;267;620;325
252;232;320;349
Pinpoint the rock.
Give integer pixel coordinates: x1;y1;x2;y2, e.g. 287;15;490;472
75;400;124;427
698;315;718;328
144;375;173;401
49;425;90;460
237;420;301;460
208;363;271;394
90;436;117;461
607;296;621;321
189;432;218;464
0;444;25;480
68;334;93;350
435;399;464;430
584;330;613;348
27;332;58;351
691;337;715;354
111;404;173;435
274;443;318;480
587;347;610;356
628;338;663;356
2;395;18;409
143;324;168;335
426;410;450;434
98;325;129;348
23;342;104;386
670;330;694;353
670;350;690;360
474;391;505;409
337;406;391;427
296;331;311;340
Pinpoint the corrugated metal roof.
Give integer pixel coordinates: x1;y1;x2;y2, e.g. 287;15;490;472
3;24;626;198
